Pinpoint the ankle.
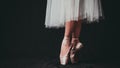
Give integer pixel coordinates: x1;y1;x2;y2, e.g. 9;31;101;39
71;37;79;42
63;36;70;40
62;36;71;45
72;37;79;40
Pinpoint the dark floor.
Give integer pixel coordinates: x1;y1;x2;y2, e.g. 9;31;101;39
1;57;120;68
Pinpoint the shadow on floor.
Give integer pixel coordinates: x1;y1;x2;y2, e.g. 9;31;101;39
0;58;120;68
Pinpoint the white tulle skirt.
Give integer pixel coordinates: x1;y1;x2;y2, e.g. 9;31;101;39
45;0;104;28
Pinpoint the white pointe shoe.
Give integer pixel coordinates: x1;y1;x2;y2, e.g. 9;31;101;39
70;38;84;64
60;55;69;65
59;37;72;65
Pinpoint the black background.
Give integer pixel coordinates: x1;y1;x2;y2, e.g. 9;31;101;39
0;0;120;62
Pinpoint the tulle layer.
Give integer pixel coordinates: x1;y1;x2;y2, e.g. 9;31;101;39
45;0;104;28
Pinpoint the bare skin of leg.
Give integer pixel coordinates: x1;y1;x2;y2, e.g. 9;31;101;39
60;21;75;57
71;20;82;43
